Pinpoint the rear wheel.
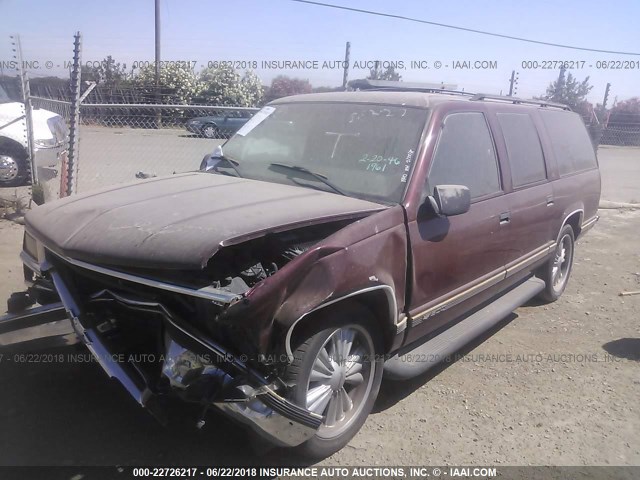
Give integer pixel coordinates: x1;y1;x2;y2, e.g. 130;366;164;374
284;305;383;458
537;224;575;302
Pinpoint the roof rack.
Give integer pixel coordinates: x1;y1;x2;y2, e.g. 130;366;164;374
470;93;571;110
348;79;473;97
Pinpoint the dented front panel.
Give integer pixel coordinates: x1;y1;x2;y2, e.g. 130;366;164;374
216;206;408;358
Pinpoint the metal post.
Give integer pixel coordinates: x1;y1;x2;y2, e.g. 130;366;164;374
508;70;515;96
155;0;162;127
67;32;82;195
602;82;611;110
342;41;351;90
13;35;37;186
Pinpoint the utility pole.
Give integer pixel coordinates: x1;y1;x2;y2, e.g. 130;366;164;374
508;70;519;96
342;41;351;90
155;0;161;127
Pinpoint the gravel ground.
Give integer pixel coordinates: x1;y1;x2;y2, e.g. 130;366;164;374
0;139;639;468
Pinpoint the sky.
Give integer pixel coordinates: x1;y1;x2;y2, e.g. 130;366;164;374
1;0;639;103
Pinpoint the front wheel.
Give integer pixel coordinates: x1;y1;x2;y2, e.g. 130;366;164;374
0;145;29;187
201;124;219;139
284;306;383;458
537;224;575;302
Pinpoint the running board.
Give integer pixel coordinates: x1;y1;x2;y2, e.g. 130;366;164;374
384;277;545;380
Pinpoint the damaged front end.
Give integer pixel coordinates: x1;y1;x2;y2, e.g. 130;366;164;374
7;222;360;447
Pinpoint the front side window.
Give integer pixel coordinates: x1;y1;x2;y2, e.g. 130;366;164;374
427;112;501;200
219;102;429;204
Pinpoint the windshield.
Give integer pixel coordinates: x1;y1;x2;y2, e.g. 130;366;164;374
218;102;428;204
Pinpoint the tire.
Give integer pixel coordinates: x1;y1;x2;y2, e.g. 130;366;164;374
201;124;219;139
537;224;575;302
0;143;29;187
284;304;384;458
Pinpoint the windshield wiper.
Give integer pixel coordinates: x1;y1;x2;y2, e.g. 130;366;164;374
216;155;242;177
205;146;242;177
270;163;347;196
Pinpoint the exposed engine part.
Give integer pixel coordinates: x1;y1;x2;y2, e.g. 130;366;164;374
219;276;251;295
281;244;311;261
162;338;233;391
207;232;326;294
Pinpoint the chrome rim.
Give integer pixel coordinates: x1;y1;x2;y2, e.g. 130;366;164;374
202;126;217;138
0;155;19;182
305;325;375;439
551;234;573;292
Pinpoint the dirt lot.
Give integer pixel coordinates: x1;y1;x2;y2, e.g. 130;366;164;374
0;207;638;467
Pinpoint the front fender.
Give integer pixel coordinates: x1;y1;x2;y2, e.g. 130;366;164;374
217;206;408;363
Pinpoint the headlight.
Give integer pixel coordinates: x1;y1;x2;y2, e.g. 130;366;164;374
23;232;38;259
44;116;68;147
34;137;58;148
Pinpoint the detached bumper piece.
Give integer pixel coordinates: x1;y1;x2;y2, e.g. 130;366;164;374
44;265;322;447
0;302;67;335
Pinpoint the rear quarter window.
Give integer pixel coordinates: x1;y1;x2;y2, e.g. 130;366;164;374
497;113;547;187
539;110;597;176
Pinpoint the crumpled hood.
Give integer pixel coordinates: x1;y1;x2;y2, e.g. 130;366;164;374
25;172;385;269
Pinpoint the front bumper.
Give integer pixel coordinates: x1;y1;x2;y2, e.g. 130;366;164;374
8;250;322;447
33;144;66;168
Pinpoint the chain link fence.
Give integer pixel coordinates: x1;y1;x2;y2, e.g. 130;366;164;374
600;125;640;147
74;104;258;192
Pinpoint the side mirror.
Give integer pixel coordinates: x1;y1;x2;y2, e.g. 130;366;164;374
200;145;226;171
430;185;471;216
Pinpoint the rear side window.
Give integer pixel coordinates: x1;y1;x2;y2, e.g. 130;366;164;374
539;110;597;175
497;113;547;187
428;112;500;200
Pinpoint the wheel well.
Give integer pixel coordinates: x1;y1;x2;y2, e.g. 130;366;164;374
563;211;582;238
0;137;28;157
287;290;397;357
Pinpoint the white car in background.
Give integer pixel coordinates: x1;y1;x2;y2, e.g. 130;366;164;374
0;84;68;187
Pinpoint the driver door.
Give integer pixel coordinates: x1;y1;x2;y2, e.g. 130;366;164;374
404;111;512;345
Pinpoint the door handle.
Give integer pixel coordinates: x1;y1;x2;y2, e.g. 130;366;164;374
546;195;555;206
499;212;511;225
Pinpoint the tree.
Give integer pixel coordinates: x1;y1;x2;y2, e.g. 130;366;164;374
95;55;128;88
197;64;264;106
608;97;640;126
81;64;101;84
265;75;312;102
367;64;401;81
134;63;201;104
610;97;640;115
313;86;343;93
541;70;592;109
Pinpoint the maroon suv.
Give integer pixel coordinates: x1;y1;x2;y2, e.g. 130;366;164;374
7;80;600;457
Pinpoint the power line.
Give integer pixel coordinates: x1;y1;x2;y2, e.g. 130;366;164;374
290;0;640;56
